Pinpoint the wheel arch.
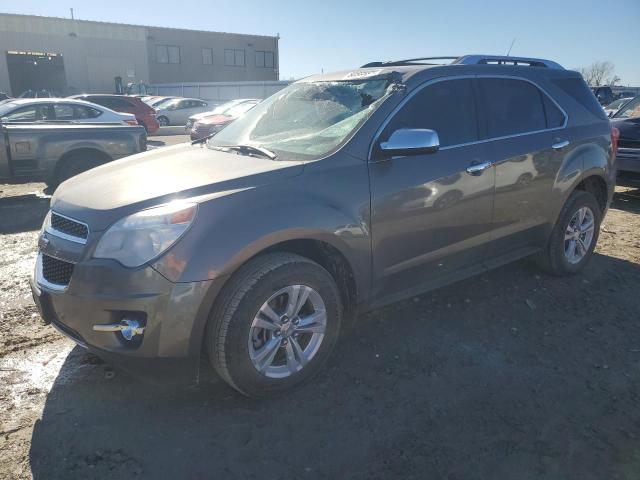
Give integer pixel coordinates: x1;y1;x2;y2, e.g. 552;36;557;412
50;147;111;184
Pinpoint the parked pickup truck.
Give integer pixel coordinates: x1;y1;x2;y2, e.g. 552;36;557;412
1;122;147;189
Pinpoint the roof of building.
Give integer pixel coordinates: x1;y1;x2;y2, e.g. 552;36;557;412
0;12;279;40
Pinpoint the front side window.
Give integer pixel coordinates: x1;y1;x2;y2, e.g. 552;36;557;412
613;96;640;119
478;78;546;138
209;78;395;160
5;105;38;121
382;79;478;147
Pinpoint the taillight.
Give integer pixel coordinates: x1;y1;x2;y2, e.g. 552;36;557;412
611;126;620;160
125;119;138;125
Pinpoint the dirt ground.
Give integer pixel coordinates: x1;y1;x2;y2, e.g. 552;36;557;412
1;151;639;478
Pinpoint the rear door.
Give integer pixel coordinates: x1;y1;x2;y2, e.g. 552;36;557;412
369;78;495;299
477;77;568;264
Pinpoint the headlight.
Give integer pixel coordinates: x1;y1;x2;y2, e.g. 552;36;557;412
40;210;52;235
93;202;197;267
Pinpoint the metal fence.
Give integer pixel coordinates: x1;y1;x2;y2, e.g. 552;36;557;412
147;80;291;104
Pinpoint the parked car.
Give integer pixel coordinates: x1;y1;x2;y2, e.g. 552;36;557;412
185;98;258;130
0;122;146;188
610;96;640;186
190;100;260;140
31;55;616;397
146;96;179;109
592;86;616;105
604;97;633;117
155;98;210;126
70;94;160;134
0;98;138;125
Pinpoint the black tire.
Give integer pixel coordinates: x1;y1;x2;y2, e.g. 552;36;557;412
206;253;342;398
157;116;169;127
47;153;104;191
537;190;601;276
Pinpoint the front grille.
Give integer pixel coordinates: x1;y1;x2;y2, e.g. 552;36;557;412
51;212;88;241
42;254;74;286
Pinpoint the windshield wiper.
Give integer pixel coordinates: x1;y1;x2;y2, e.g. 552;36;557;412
210;144;277;160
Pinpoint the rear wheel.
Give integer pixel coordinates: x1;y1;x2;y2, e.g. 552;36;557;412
47;153;105;191
206;253;342;398
537;190;601;275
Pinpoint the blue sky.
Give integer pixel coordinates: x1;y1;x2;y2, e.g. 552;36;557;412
2;0;639;84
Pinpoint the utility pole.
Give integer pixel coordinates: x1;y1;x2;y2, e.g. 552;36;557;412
70;8;74;20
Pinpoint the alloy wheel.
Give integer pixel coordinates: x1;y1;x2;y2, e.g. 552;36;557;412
564;206;595;264
248;285;327;378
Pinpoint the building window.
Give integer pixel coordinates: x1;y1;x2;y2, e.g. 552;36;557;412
255;51;274;68
224;49;245;66
202;48;213;65
156;45;180;64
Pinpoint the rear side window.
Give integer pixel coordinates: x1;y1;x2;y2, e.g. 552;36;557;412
53;104;75;120
552;77;608;120
75;106;102;119
542;95;565;128
382;79;478;147
478;78;546;138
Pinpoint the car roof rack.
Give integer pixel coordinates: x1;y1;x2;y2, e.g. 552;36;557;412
361;55;564;70
361;57;460;67
453;55;564;69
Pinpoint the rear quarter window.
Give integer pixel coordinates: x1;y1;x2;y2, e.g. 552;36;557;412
552;77;608;121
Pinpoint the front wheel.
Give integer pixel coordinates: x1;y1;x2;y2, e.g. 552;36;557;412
157;116;169;127
206;253;342;398
537;190;601;275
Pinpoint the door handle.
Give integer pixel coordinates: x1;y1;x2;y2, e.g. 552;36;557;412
552;139;570;150
466;161;492;176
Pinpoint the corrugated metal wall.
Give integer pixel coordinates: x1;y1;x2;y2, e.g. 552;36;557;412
148;80;291;102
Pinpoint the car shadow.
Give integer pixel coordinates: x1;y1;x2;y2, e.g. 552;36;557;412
611;186;640;213
0;193;50;234
29;252;640;479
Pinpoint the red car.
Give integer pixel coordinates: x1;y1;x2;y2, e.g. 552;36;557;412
70;94;160;134
190;100;259;140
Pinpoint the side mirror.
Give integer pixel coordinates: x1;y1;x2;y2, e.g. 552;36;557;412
378;128;440;158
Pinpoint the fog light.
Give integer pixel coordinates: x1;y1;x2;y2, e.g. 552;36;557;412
93;319;145;341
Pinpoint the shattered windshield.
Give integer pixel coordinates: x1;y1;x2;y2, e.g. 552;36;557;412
208;78;394;160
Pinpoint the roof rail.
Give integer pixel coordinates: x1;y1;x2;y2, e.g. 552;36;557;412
453;55;564;69
361;57;460;68
361;55;564;70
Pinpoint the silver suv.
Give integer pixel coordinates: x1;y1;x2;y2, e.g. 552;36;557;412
31;55;617;397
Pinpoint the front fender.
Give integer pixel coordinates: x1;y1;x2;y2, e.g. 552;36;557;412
151;174;372;299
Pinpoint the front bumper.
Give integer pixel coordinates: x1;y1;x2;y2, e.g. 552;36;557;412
30;252;222;384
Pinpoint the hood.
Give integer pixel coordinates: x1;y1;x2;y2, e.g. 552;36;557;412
197;114;233;126
51;143;304;230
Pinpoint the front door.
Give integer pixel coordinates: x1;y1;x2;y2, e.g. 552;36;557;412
369;78;496;300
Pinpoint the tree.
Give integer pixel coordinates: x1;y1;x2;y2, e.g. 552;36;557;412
576;61;619;86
